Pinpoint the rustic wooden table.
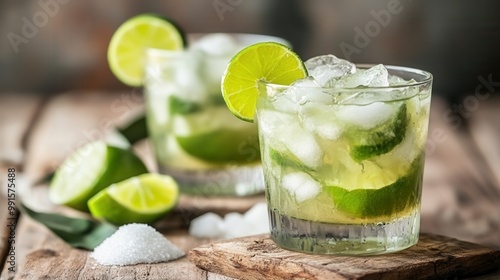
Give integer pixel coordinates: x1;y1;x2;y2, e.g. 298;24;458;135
1;91;500;279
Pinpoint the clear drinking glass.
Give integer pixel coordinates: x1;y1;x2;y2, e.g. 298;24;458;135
256;65;433;254
144;34;288;196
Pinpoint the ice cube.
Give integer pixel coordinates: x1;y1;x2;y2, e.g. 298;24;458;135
192;34;241;95
316;123;341;140
305;55;356;86
189;212;224;238
332;64;389;88
271;93;300;114
299;103;343;140
222;212;250;238
243;202;270;235
257;110;294;138
257;110;323;168
303;116;342;140
282;172;321;203
146;82;177;126
173;52;207;102
305;54;356;72
389;122;418;163
335;102;399;129
288;77;331;104
192;33;239;57
388;74;409;86
285;130;323;169
269;78;320;113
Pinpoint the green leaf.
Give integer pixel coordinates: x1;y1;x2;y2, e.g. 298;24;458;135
35;171;55;185
21;203;116;250
117;113;148;145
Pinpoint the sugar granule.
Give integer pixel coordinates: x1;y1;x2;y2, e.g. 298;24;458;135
91;223;185;266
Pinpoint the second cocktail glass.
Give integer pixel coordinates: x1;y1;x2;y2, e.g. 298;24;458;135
144;34;288;196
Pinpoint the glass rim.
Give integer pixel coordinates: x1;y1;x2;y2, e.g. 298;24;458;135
259;64;433;91
145;32;291;58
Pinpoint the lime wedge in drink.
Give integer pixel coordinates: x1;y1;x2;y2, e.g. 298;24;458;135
221;42;307;122
171;107;260;163
177;129;259;163
269;148;314;172
347;104;408;161
326;155;424;218
88;173;179;225
108;14;186;86
49;141;148;212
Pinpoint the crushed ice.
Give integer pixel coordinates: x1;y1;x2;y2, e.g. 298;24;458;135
189;202;269;239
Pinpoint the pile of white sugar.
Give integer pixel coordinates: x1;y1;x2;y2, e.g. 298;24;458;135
91;223;185;266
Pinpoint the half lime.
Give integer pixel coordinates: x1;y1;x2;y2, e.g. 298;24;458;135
88;173;179;225
49;141;148;212
108;14;186;86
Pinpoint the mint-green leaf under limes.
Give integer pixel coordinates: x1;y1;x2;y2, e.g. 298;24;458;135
21;203;116;250
117;113;148;145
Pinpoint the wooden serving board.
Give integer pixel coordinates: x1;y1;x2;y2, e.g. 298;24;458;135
189;234;500;280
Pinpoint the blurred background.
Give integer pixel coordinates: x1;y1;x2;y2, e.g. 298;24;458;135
2;1;500;266
1;0;499;100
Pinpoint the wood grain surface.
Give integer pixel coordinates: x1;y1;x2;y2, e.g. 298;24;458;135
1;92;500;279
189;234;500;280
16;218;234;280
0;94;43;280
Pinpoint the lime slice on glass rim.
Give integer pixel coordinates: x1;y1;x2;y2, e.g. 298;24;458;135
49;141;148;212
221;42;308;122
107;14;186;86
88;173;179;226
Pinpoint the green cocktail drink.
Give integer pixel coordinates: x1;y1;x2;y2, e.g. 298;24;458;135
256;60;432;255
144;34;289;196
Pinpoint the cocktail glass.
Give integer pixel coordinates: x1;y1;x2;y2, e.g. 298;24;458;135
144;34;289;196
256;65;432;254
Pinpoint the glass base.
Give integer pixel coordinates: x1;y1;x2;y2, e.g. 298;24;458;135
159;164;265;196
269;208;420;255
